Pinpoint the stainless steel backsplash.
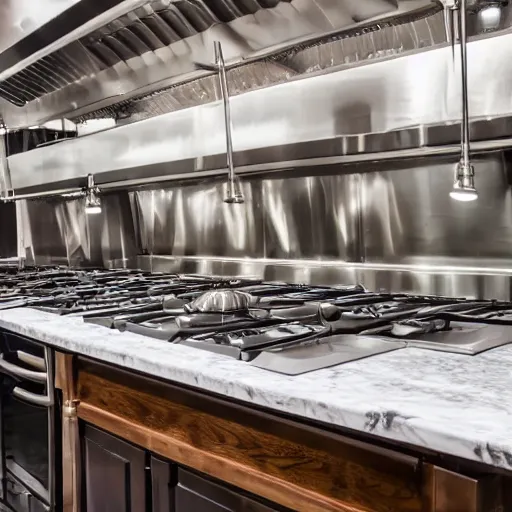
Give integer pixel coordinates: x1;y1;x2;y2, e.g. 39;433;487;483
17;150;512;299
18;192;137;268
129;152;512;264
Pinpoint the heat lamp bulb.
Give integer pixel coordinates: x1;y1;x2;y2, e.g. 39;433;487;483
449;189;478;202
85;205;102;215
479;4;502;31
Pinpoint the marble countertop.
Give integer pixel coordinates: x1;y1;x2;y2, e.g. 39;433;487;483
0;308;511;470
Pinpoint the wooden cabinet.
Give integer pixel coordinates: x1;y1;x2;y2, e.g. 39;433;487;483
82;425;285;512
67;357;507;512
151;457;284;512
82;425;146;512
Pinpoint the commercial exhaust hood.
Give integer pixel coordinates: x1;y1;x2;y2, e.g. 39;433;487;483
3;0;512;194
0;0;441;128
8;25;512;193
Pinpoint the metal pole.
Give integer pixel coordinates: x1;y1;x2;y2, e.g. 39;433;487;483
459;0;470;167
214;41;244;204
1;187;84;202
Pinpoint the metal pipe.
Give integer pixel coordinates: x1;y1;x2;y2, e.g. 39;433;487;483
214;41;244;204
444;0;457;64
1;187;84;202
460;0;470;168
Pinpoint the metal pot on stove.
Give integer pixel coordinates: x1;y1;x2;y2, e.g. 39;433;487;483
183;289;253;313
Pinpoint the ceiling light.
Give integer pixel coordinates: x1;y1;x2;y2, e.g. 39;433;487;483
85;174;101;215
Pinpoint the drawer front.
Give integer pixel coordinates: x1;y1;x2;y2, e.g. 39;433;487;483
176;468;282;512
151;457;284;512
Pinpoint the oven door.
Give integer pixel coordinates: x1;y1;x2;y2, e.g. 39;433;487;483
0;332;56;511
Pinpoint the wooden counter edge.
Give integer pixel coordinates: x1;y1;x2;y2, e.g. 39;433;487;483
55;352;81;512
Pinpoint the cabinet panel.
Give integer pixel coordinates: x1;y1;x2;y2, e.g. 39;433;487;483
151;457;283;512
83;425;146;512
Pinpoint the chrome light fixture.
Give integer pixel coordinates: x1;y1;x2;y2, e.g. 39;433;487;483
473;0;508;32
450;161;477;201
450;0;478;202
85;173;101;214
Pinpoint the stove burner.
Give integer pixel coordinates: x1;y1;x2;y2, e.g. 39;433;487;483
0;265;511;365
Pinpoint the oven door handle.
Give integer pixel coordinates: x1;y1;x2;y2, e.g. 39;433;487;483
0;354;47;383
16;351;46;371
12;386;53;407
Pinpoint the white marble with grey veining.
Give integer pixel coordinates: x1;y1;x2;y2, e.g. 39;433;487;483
1;307;512;470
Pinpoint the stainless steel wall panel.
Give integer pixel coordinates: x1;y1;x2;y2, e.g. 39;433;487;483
136;255;512;300
260;175;361;260
361;154;512;263
132;180;265;257
18;193;137;268
129;173;361;261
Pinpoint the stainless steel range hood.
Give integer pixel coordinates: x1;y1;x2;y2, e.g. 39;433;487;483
4;0;512;194
7;26;512;192
0;0;440;128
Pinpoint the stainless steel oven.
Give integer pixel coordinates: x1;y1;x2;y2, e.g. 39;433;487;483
0;330;60;512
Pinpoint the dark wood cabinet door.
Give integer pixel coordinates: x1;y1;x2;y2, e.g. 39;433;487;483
151;457;284;512
83;424;146;512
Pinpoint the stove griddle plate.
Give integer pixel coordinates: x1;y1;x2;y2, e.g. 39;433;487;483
249;335;406;375
403;322;512;355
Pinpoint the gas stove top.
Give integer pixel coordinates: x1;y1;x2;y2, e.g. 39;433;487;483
1;266;512;375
